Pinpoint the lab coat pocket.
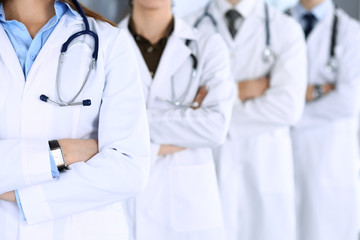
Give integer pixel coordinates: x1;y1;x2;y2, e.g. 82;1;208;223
169;164;223;231
70;204;129;240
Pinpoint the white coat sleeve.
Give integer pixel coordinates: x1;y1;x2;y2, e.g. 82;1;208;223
17;29;151;225
0;140;53;194
147;35;234;149
231;20;307;134
296;21;360;129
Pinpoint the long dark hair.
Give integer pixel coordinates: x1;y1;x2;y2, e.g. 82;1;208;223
0;0;117;27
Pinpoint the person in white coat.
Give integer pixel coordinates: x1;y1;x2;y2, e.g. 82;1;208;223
187;0;307;239
289;0;360;239
0;0;150;239
119;0;234;239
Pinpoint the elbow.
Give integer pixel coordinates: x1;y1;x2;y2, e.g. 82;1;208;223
122;157;149;197
205;113;230;148
110;152;150;198
278;94;305;126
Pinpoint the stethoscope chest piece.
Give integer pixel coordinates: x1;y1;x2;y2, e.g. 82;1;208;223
325;57;338;74
262;47;276;64
39;0;98;107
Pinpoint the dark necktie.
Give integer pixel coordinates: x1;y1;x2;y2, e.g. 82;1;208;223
225;9;242;38
303;12;317;39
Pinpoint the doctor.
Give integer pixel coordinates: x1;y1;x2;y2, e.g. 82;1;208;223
187;0;307;239
0;0;150;239
119;0;234;239
289;0;360;239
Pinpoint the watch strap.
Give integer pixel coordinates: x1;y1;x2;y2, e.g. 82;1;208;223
49;140;67;172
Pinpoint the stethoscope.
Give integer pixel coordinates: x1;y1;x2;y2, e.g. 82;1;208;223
286;7;339;73
40;0;99;107
325;8;339;73
194;2;276;64
157;39;200;108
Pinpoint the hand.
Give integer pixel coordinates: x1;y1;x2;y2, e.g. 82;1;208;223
306;83;335;102
191;85;208;109
58;139;98;165
238;77;270;101
0;191;16;202
158;145;186;156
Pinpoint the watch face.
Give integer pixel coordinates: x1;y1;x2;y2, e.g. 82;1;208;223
52;149;65;166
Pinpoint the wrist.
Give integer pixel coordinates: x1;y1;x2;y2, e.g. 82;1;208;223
49;140;68;171
312;85;324;101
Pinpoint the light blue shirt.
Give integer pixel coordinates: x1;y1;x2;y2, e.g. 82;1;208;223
293;0;333;30
0;0;76;220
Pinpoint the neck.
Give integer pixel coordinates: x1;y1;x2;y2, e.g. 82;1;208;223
300;0;326;10
132;4;173;44
3;0;55;38
226;0;242;6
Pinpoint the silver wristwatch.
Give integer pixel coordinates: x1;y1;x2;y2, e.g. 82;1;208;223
312;85;324;101
49;140;67;171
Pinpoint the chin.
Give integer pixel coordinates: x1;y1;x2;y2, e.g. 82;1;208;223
135;0;171;10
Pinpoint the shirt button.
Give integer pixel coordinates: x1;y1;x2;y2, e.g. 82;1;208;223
147;47;154;53
30;54;36;60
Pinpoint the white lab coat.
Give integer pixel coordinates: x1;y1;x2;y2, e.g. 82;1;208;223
119;17;234;240
289;5;360;240
0;11;150;240
187;1;307;240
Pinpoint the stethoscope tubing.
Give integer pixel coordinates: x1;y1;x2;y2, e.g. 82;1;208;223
40;0;99;107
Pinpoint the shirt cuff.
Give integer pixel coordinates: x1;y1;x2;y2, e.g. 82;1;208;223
15;190;26;220
49;149;60;178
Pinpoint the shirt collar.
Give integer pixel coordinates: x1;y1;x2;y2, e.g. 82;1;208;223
128;16;175;45
295;0;333;21
214;0;256;20
0;0;79;23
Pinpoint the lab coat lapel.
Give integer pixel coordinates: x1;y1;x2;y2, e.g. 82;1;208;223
307;4;335;43
209;3;236;48
232;0;265;48
0;24;25;89
119;17;153;104
24;13;83;94
149;19;193;105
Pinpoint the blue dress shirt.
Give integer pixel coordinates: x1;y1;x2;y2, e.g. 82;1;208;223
293;0;334;31
0;0;76;220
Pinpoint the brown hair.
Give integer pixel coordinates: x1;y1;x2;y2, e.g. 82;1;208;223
0;0;117;27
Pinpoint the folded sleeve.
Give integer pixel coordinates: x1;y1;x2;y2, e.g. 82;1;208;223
0;140;53;194
17;29;151;225
148;34;234;149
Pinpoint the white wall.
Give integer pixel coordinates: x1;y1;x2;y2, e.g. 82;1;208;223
172;0;209;17
172;0;299;17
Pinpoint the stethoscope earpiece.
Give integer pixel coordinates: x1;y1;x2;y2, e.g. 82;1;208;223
40;94;91;107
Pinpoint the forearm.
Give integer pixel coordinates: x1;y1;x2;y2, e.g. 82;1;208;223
158;145;186;156
148;104;231;148
297;84;360;128
0;191;16;202
306;83;335;102
0;139;53;194
17;147;148;225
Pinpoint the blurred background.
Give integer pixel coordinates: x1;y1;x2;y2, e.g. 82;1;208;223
80;0;360;23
